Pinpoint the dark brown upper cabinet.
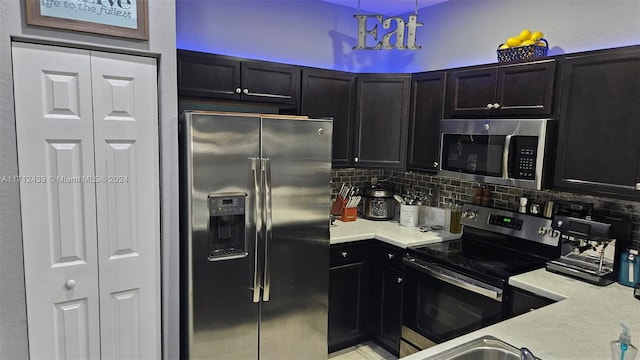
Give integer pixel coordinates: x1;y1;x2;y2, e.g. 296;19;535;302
407;71;447;173
354;74;411;169
445;59;556;117
301;68;356;168
177;50;300;106
554;47;640;200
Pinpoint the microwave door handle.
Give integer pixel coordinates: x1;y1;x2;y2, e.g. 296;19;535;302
502;134;512;179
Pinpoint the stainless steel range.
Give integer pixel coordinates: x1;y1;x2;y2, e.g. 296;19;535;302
400;204;561;357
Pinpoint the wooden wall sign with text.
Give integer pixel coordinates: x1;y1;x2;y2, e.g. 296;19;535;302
25;0;149;40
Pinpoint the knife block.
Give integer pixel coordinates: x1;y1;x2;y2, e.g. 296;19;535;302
331;196;346;216
340;207;357;222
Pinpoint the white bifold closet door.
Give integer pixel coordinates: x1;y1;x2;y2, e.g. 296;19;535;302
12;42;160;360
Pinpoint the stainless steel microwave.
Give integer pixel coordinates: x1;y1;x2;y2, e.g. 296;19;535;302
438;119;556;190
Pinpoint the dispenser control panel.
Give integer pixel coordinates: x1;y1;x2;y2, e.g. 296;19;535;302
208;194;245;216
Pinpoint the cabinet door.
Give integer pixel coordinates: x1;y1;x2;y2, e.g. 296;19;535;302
301;69;356;167
445;67;496;117
177;50;241;100
496;60;556;115
376;266;403;356
355;74;411;169
554;48;640;199
241;61;300;105
407;72;446;172
508;287;554;318
329;242;369;352
370;243;404;356
329;263;369;351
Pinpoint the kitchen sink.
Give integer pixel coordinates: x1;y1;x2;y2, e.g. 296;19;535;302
425;335;538;360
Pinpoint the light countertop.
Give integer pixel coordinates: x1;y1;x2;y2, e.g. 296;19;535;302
402;268;640;360
330;217;461;248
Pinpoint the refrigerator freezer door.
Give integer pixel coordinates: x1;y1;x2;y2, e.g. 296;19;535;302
259;118;332;360
183;112;261;359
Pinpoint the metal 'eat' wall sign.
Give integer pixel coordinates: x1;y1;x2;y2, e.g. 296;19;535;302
353;14;423;50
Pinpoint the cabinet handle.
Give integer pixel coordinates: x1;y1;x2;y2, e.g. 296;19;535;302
388;253;394;259
65;279;76;290
354;157;359;163
486;103;494;109
341;251;348;258
636;183;640;191
493;102;501;109
235;88;242;94
397;277;403;283
433;161;439;168
242;88;249;95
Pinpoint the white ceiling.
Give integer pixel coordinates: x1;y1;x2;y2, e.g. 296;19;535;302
320;0;450;15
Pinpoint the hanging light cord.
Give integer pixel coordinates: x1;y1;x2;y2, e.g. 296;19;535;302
415;0;419;15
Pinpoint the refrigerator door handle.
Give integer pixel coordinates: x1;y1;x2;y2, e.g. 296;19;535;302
250;157;262;303
262;158;272;302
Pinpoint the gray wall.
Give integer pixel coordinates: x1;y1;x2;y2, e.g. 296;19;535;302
0;0;179;358
176;0;640;72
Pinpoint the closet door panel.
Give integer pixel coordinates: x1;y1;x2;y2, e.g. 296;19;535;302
12;42;101;359
91;51;161;359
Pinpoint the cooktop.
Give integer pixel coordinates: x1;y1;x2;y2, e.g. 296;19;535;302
406;204;562;286
407;238;550;281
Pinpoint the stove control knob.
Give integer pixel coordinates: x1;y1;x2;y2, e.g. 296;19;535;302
537;227;548;235
549;230;560;238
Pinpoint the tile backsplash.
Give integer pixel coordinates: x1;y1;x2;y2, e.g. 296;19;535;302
331;168;640;248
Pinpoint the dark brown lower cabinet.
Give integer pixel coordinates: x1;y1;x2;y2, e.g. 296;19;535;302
328;242;370;352
329;241;404;356
370;243;404;357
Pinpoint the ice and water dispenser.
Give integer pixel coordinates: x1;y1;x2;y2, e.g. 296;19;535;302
207;193;248;261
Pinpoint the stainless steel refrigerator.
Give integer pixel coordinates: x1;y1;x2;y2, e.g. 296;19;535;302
179;111;332;359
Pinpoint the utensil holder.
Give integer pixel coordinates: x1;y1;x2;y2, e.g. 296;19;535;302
400;204;419;227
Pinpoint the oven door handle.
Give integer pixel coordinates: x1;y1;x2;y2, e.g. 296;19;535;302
404;257;503;302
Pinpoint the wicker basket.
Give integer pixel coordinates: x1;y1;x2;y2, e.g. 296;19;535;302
497;38;548;62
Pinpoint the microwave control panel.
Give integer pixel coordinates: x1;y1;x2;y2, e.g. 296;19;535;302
513;136;538;180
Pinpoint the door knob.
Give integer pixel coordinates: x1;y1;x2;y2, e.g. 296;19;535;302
341;251;348;258
65;279;76;290
388;253;394;259
397;277;403;283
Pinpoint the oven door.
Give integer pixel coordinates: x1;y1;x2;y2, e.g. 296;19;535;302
400;256;504;357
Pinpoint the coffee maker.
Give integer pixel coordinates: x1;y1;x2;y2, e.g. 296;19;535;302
545;203;631;286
